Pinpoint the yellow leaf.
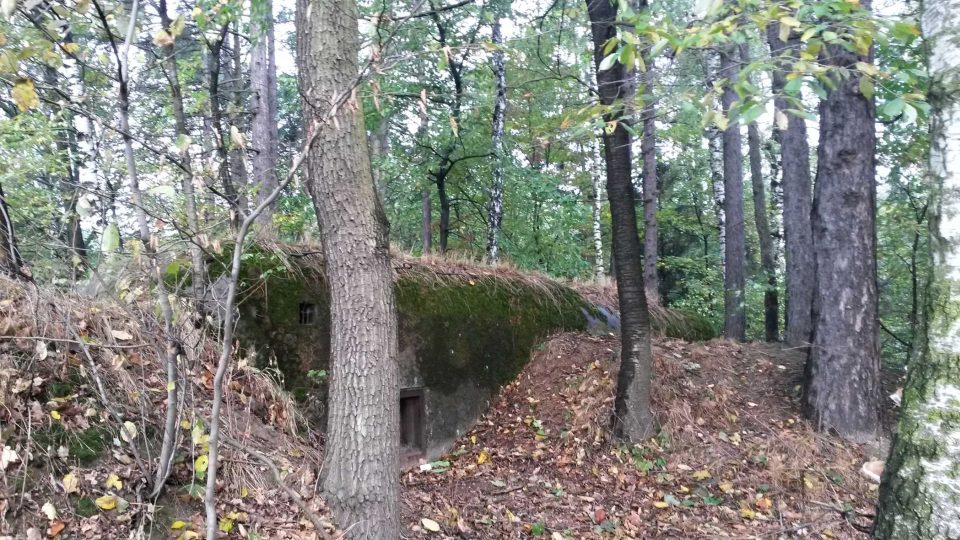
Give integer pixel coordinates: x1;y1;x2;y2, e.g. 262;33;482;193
470;435;477;445
240;486;248;498
779;16;801;27
653;501;669;509
739;503;756;519
693;469;711;481
171;520;187;530
95;495;117;510
477;450;489;465
178;532;199;540
719;482;734;493
63;42;80;54
62;473;80;495
153;29;173;47
167;381;176;391
105;473;123;490
195;455;209;474
50;410;61;420
217;517;234;533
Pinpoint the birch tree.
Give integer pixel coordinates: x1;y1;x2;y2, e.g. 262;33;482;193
874;0;960;535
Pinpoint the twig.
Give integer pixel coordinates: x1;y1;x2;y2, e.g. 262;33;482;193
222;436;333;540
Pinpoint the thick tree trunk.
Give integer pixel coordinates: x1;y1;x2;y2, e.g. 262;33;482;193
586;0;655;442
874;1;960;535
250;0;280;227
486;16;507;264
741;44;778;342
229;23;250;215
640;65;659;302
805;0;881;443
767;21;814;346
421;190;432;255
296;0;400;536
719;45;746;341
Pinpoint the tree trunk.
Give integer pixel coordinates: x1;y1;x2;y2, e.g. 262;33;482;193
229;22;250;215
157;0;206;300
296;0;400;536
250;0;280;227
740;44;778;342
586;0;656;442
767;21;814;346
640;64;659;302
805;0;881;443
421;190;432;255
485;16;508;264
708;127;726;274
875;1;960;532
591;139;605;281
0;181;24;277
437;170;451;254
719;45;746;341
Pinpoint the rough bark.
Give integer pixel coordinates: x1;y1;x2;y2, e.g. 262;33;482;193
485;16;507;264
297;0;400;536
874;0;960;535
719;45;746;341
229;23;250;215
250;0;280;227
767;21;814;346
740;44;778;342
805;0;881;443
586;0;656;442
640;63;659;302
422;190;432;255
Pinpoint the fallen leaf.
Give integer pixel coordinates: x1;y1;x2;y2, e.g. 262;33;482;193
120;421;138;443
62;473;79;494
41;501;57;520
693;469;711;481
46;520;65;538
105;473;122;490
653;501;669;509
421;518;441;532
1;446;19;469
477;449;489;465
111;329;133;341
171;520;187;530
95;495;117;510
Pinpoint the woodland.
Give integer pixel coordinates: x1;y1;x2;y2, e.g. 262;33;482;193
0;0;959;538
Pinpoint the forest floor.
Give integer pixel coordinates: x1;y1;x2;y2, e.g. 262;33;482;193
1;273;901;539
400;332;899;539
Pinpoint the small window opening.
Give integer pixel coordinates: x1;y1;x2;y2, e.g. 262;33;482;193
299;302;316;325
400;388;425;461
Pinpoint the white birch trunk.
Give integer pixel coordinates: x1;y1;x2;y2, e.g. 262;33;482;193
875;0;960;535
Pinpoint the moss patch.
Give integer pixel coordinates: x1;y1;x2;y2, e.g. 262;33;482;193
35;424;110;465
395;276;587;395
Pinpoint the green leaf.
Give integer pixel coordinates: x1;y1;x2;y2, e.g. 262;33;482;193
859;77;874;100
598;52;619;72
740;103;763;125
881;98;906;117
784;77;803;96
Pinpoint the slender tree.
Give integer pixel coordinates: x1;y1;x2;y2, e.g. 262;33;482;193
719;44;746;341
805;0;881;442
0;181;24;277
486;10;508;264
874;0;960;534
741;43;778;341
250;0;280;227
767;19;814;346
297;0;400;536
586;0;656;441
640;60;659;302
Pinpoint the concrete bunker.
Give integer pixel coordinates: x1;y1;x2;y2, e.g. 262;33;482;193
227;247;594;463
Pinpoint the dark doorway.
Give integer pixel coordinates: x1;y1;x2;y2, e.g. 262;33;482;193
400;388;425;463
